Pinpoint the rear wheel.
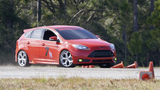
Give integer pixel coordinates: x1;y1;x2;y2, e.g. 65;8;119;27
99;63;114;68
59;50;74;67
17;50;30;67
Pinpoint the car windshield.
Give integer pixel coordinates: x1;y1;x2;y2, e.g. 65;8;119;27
55;28;98;40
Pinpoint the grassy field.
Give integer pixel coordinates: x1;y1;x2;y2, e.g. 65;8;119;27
0;77;160;90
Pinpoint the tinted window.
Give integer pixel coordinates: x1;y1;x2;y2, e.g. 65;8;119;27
25;31;32;38
56;29;98;40
30;29;43;39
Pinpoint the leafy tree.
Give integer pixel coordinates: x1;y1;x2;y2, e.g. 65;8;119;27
119;0;132;61
128;32;142;62
150;0;154;30
0;0;160;66
148;0;160;45
0;0;30;64
133;0;138;32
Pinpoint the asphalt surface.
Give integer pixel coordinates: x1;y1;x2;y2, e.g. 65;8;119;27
0;66;160;79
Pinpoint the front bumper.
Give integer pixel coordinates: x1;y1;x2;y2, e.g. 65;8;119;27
70;49;117;65
73;56;116;65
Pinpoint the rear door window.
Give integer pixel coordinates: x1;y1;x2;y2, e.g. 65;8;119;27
25;31;32;38
30;29;44;40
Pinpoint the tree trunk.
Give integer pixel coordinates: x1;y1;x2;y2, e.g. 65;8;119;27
37;0;41;26
150;0;154;30
136;53;138;62
146;49;149;66
0;48;1;65
9;0;14;30
64;0;66;16
123;30;127;61
121;0;127;61
133;0;138;32
58;0;64;10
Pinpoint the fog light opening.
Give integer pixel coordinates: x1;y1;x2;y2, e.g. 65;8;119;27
79;59;83;62
113;58;117;63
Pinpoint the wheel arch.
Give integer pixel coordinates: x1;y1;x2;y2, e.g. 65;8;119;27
59;49;70;61
58;48;74;66
16;49;30;62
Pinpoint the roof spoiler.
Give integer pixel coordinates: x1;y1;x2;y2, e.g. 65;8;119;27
23;26;46;33
23;29;32;33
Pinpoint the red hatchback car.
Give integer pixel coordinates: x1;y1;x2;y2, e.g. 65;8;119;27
15;25;116;68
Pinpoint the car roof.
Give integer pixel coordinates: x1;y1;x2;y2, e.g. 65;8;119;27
23;25;83;33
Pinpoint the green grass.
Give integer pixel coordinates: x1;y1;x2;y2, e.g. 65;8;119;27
0;77;159;90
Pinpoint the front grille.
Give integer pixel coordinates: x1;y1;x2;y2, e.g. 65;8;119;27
88;50;114;58
92;59;112;62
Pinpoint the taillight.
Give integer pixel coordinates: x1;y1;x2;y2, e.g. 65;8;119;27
16;41;18;47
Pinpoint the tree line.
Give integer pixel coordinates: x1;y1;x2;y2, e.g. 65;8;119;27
0;0;160;66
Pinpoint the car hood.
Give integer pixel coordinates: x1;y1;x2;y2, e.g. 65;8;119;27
67;39;111;47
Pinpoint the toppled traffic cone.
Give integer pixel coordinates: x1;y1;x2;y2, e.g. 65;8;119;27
126;61;138;68
139;61;155;80
149;61;155;79
82;65;89;68
89;65;94;68
139;71;152;80
85;65;89;68
110;61;124;68
82;65;85;68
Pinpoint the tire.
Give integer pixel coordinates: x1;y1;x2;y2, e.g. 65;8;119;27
17;50;30;67
99;63;114;68
59;50;74;67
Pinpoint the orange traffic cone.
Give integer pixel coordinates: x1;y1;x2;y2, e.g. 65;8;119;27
149;61;155;79
139;71;152;80
82;65;89;68
82;65;85;68
85;65;89;68
89;65;94;68
139;61;155;80
126;61;138;68
111;61;124;68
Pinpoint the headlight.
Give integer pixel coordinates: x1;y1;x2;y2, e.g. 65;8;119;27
72;44;90;50
110;44;115;52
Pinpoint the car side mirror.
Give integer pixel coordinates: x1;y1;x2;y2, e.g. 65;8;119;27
96;35;100;38
49;36;57;41
56;39;60;44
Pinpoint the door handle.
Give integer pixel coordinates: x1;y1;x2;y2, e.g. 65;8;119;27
42;43;45;46
27;41;30;45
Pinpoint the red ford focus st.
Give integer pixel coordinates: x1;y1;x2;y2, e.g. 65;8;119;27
15;25;117;68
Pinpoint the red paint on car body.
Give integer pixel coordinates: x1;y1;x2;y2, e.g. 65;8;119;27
15;25;116;66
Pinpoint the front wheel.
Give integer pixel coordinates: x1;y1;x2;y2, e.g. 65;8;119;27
99;63;114;68
17;50;30;67
59;50;74;67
